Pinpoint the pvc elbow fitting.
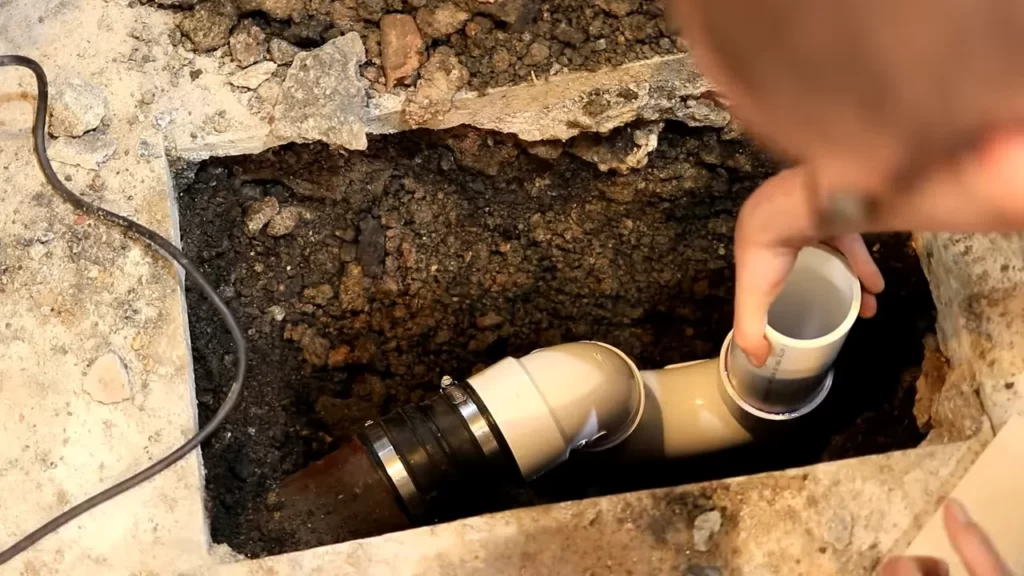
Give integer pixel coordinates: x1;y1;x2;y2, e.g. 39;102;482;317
466;342;645;479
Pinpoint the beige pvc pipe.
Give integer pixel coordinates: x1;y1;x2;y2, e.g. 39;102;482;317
618;355;753;459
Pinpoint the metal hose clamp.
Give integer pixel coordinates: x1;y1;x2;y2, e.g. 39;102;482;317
364;421;421;510
441;377;501;459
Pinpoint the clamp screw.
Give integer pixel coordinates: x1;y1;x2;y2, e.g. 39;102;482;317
440;375;454;389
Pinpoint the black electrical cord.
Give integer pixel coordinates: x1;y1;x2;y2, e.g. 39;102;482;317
0;55;247;564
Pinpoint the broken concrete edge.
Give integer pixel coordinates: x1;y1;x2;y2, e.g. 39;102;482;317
205;438;987;575
170;53;723;163
888;427;994;555
915;232;1024;434
125;130;218;557
162;126;218;559
367;53;722;142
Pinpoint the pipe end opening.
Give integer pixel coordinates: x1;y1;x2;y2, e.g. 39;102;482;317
766;245;862;345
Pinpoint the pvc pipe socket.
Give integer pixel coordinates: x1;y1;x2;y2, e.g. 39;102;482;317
621;245;860;459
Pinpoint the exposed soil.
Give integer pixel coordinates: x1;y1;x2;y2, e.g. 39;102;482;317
158;0;680;92
179;122;935;558
444;0;680;90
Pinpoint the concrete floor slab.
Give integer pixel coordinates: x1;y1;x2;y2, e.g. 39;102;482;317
211;440;984;576
0;1;245;572
0;82;209;575
0;1;1020;575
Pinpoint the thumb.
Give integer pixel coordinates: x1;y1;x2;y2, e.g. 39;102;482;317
732;168;811;368
733;243;796;367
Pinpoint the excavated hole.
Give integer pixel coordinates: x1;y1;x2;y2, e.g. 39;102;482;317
178;122;936;558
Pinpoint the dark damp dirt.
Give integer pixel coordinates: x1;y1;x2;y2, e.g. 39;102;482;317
179;122;935;558
444;0;681;91
158;0;680;92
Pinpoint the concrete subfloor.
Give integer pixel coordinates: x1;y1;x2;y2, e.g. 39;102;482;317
1;1;1023;574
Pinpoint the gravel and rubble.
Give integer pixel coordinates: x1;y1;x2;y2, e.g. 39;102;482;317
157;0;686;139
167;0;681;90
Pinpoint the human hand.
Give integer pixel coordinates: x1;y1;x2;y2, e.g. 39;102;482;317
732;168;885;367
665;0;1024;368
881;498;1013;576
662;0;1024;369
